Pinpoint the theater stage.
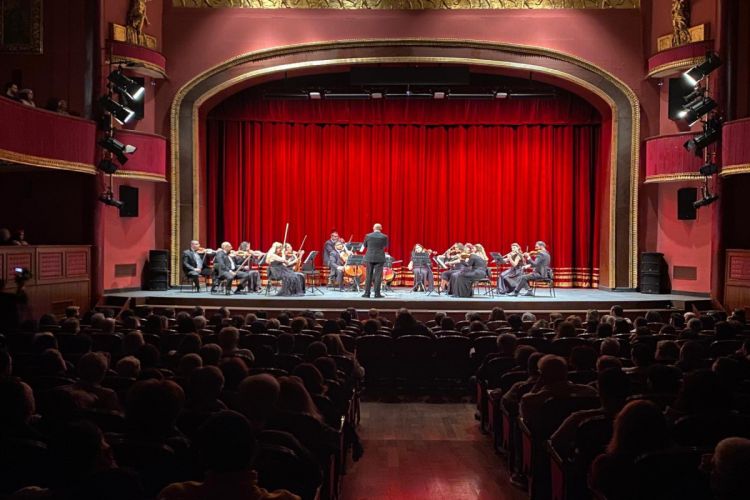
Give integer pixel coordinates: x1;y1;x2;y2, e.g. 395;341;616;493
105;287;712;316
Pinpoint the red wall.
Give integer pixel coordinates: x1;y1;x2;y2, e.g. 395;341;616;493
101;177;168;291
0;0;89;116
654;181;714;293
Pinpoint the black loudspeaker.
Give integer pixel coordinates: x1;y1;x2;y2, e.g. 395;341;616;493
146;250;169;291
668;77;696;121
640;252;669;294
119;185;139;217
677;187;698;220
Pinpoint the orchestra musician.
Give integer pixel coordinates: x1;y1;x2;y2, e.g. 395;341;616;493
212;242;251;294
439;243;467;293
323;230;340;284
452;244;489;298
496;242;526;295
328;241;347;289
266;242;305;296
181;240;212;290
511;241;552;296
360;223;388;298
233;241;263;292
408;244;434;292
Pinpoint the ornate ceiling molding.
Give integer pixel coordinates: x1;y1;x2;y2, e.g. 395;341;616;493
173;0;639;10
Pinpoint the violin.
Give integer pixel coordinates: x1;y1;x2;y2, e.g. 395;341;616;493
195;247;215;254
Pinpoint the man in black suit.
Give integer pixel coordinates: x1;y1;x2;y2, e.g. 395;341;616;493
512;241;552;297
360;223;388;298
213;242;250;294
323;231;340;285
182;240;211;290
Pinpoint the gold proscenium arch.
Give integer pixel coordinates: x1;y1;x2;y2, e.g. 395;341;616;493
170;39;640;290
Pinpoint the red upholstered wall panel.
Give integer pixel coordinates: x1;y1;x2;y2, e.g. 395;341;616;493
66;250;89;277
38;252;64;281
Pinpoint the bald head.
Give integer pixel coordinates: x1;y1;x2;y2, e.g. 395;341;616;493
539;354;568;384
373;223;382;232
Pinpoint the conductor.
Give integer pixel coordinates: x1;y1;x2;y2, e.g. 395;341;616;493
360;223;388;298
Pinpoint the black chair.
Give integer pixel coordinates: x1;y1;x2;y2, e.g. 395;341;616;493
274;353;304;373
672;411;750;447
89;333;123;356
106;435;183;497
394;335;435;387
255;435;322;500
529;270;555;297
472;268;495;298
434;335;472;384
0;437;49;495
550;337;588;357
518;336;552;353
55;333;92;356
709;339;742;358
355;334;394;387
632;447;713;500
240;333;278;351
292;333;316;355
472;335;498;365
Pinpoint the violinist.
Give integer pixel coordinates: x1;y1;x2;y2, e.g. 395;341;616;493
511;240;552;296
408;243;434;292
233;241;263;292
266;242;305;296
439;243;467;293
452;244;489;298
182;240;212;290
328;241;347;289
213;242;251;294
497;242;525;295
324;230;340;285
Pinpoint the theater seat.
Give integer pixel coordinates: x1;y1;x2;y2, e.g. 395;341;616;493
632;447;712;500
355;335;394;386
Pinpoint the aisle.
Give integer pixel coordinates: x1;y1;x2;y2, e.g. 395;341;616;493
341;402;526;500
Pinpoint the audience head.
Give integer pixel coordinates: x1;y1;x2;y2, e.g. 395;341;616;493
177;352;203;377
596;355;623;373
122;331;145;355
189;365;225;404
606;400;670;457
687;317;703;334
126;379;185;437
711;437;750;500
77;352;109;385
199;343;223;366
65;306;81;319
597;367;631;413
0;350;12;377
135;343;160;369
196;411;257;474
507;314;523;331
673;369;730;414
115;355;141;379
497;333;518;356
514;345;537;369
219;357;250;391
306;341;328;361
538;355;568;385
599;337;621;357
489;307;506;321
0;377;35;426
60;317;81;334
290;317;307;334
596;322;614;338
555;321;576;339
46;420;117;487
218;326;240;353
38;348;67;376
569;345;597;371
237;374;280;427
655;340;679;363
277;376;321;421
33;331;58;353
293;363;326;396
610;305;624;318
527;352;544;376
440;316;456;332
646;363;682;394
630;342;654;368
521;312;537;323
314;356;338;380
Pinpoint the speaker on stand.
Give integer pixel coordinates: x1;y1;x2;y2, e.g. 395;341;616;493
640;252;669;294
146;250;169;291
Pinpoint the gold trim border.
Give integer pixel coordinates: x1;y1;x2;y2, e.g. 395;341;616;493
646;56;705;79
114;170;168;182
173;0;640;10
169;39;640;289
0;148;96;175
720;164;750;177
643;172;703;184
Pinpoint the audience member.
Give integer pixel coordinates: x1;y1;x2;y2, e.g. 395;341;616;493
4;82;20;100
68;352;120;411
18;88;36;107
710;437;750;500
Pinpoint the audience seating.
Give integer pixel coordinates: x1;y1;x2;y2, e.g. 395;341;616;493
631;447;713;500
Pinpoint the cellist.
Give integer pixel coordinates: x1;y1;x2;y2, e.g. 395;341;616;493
328;240;347;289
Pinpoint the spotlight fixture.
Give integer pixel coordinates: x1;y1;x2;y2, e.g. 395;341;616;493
683;52;722;86
99;96;135;124
683;118;722;156
99;136;137;164
494;91;509;99
97;158;118;175
308;91;322;100
99;189;124;209
433;91;446;100
699;162;719;176
370;91;383;100
108;69;145;101
679;95;717;126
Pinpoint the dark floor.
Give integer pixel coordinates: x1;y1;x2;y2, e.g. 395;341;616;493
341;402;527;500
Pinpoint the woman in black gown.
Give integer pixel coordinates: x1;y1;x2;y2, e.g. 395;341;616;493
265;242;305;296
497;243;526;294
408;243;434;292
453;244;489;298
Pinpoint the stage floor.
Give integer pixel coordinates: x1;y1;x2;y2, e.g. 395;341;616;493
106;287;711;314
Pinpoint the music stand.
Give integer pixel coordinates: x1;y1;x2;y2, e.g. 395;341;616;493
346;242;363;252
301;251;323;295
345;254;364;292
427;255;445;296
490;252;505;286
411;254;432;293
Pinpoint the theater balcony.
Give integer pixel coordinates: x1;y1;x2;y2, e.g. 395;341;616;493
0;96;97;174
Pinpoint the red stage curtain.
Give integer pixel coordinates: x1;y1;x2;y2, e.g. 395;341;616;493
205;95;601;287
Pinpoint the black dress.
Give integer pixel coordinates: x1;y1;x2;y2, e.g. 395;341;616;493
453;254;488;298
269;260;305;296
411;251;434;291
497;256;525;293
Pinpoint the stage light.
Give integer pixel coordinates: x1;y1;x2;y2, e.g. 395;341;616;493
108;69;145;101
433;91;446;100
97;158;118;175
370;91;383;100
99;136;137;165
308;91;322;100
98;190;124;209
699;162;719;176
683;52;722;86
680;96;717;126
99;96;135;124
494;91;509;99
693;193;718;208
684;117;721;155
